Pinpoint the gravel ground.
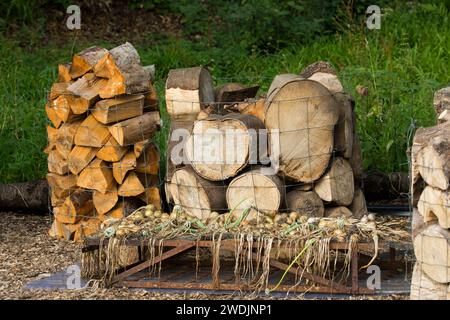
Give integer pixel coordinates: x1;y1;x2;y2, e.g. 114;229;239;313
0;212;407;300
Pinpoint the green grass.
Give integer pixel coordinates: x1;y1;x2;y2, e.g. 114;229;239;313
1;2;449;183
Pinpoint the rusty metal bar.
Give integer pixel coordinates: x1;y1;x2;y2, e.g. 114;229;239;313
111;243;195;284
351;244;359;294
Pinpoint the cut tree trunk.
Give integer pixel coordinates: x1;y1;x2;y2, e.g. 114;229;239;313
165;67;214;117
418;186;450;229
74;114;111;147
314;157;354;206
264;76;339;182
286;189;324;217
93;42;150;98
92;94;144;124
415;133;450;191
166;117;195;181
167;167;227;220
0;180;49;213
350;132;363;185
333;92;354;159
439;109;450;123
226;168;285;221
413;222;450;284
363;170;409;202
324;206;353;218
349;188;368;218
299;61;343;94
70;46;108;79
411;122;450;188
433;87;450;117
108;112;160;146
410;262;450;300
185;114;265;181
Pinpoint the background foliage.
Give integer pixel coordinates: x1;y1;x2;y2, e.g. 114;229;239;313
0;0;449;183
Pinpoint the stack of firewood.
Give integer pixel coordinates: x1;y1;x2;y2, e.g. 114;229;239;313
45;42;161;241
410;87;450;300
165;62;368;222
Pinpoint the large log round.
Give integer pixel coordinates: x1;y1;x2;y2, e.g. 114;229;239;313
167;167;227;220
185;114;265;181
286;189;324;217
264;77;339;182
226;168;285;221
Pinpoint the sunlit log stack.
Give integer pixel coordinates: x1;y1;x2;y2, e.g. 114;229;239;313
45;42;161;241
165;61;368;223
410;87;450;300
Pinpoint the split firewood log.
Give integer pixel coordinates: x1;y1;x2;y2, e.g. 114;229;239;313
118;172;157;197
92;94;144;124
185;114;265;181
93;185;118;215
47;173;77;191
77;158;115;194
67;73;106;105
108;112;160;146
0;180;49;213
314;157;354;206
226;168;285;221
112;151;137;184
410;262;450;300
300;61;344;94
70;46;108;79
103;198;144;220
96;136;128;162
48;149;69;175
49;82;71;100
68;145;98;175
265;75;339;182
213;83;259;114
54;189;93;224
418;186;450;229
165;67;214;117
74;114;111;148
135;141;159;175
45;103;63;128
286;189;324;217
167;167;227;220
93;42;150;98
225;98;265;123
58;63;72;83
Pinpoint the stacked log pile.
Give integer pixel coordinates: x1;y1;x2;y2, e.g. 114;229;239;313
410;87;450;300
45;43;161;241
165;62;368;222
